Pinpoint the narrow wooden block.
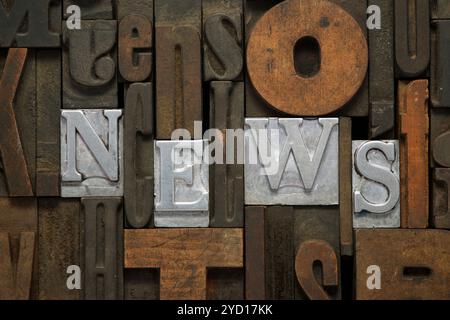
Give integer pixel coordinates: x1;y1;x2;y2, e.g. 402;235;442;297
432;168;450;229
431;20;450;108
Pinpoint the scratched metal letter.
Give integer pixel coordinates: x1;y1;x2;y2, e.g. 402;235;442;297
244;118;339;205
154;140;209;227
352;140;400;228
61;109;123;197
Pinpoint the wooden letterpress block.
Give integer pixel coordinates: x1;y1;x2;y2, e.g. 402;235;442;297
432;168;450;229
431;109;450;168
117;0;153;20
63;0;113;19
431;20;450;108
431;0;450;20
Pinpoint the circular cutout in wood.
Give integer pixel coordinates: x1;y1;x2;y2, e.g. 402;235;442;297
247;0;368;116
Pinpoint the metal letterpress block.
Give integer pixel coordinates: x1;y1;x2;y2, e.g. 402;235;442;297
125;228;243;300
0;48;35;196
395;0;430;78
63;20;117;108
0;198;37;300
356;229;450;300
203;0;243;81
210;82;243;227
63;0;113;19
431;0;450;19
37;50;60;196
246;0;367;116
154;140;209;227
431;20;450;108
368;0;394;138
124;83;154;228
61;109;123;197
118;14;152;82
352;140;400;228
0;0;60;47
155;0;202;139
431;109;450;168
81;198;123;300
432;168;450;229
38;198;80;300
398;80;429;228
117;0;153;20
339;118;353;255
245;206;266;300
245;118;339;205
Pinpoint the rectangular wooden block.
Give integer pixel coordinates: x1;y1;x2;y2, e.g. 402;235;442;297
432;168;450;229
124;83;154;229
431;0;450;19
117;0;153;20
0;48;36;196
210;81;244;227
356;229;450;300
63;0;114;19
431;109;450;168
124;269;159;300
38;198;80;300
36;50;60;196
431;20;450;108
203;0;243;81
0;198;37;300
155;0;202;138
398;80;429;228
81;197;123;300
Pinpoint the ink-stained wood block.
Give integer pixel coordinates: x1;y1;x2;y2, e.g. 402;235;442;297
36;50;60;197
356;229;450;300
368;0;394;138
38;198;80;300
431;0;450;19
0;198;37;300
209;81;244;227
339;118;353;256
63;20;118;108
432;168;450;229
117;0;153;20
245;207;266;300
125;228;243;300
155;0;202;139
124;83;154;228
431;109;450;168
203;0;243;81
81;198;123;300
118;14;152;82
124;269;159;300
0;48;36;197
398;80;429;228
206;268;244;300
63;0;114;19
431;20;450;108
0;0;61;47
395;0;430;78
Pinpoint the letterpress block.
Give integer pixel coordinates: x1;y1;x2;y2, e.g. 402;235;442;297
395;0;430;78
432;169;450;229
431;109;450;168
38;198;80;300
0;0;60;47
209;82;243;227
36;50;60;197
124;83;154;228
203;0;243;81
63;20;118;108
339;118;353;256
81;198;123;300
245;118;339;205
63;0;113;19
368;0;394;138
431;0;450;19
207;269;244;300
154;140;209;227
246;0;368;117
352;140;400;228
245;207;266;300
0;48;35;196
431;20;450;108
124;269;159;300
398;80;429;228
0;198;37;300
356;229;450;300
61;109;123;197
155;0;202;139
118;15;152;82
125;228;243;300
117;0;153;20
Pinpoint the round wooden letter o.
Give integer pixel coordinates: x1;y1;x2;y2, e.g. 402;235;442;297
247;0;368;116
